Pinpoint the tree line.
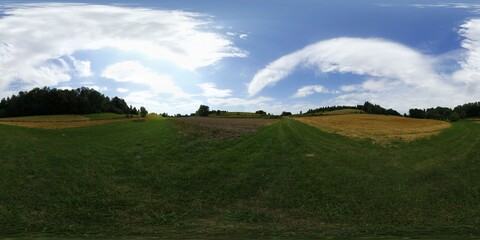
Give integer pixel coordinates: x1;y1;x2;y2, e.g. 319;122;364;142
0;87;145;118
409;102;480;121
305;102;401;116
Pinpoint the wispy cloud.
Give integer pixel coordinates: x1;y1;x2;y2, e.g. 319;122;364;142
452;19;480;92
197;82;232;97
0;3;246;93
248;37;446;97
248;35;480;112
409;3;480;13
207;96;272;107
291;85;336;98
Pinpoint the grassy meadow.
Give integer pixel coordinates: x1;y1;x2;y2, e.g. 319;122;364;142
0;115;479;238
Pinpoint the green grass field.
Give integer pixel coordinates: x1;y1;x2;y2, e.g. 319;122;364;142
0;117;479;238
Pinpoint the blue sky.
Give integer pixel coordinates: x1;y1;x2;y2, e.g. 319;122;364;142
0;1;479;114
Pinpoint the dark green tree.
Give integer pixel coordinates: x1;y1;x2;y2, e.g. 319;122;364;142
449;111;460;122
140;107;148;117
196;105;210;117
0;87;135;118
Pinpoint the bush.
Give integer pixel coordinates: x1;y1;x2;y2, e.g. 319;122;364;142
449;112;460;122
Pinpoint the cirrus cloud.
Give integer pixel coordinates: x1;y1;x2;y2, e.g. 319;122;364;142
291;85;336;98
248;37;448;96
247;35;480;112
452;19;480;92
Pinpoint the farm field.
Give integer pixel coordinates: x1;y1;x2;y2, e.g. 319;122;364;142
0;115;479;238
296;114;451;144
0;114;136;129
172;117;278;140
305;108;364;116
0;114;89;122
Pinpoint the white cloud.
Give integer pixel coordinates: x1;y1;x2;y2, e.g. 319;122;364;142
58;85;106;92
239;34;248;39
85;85;107;92
57;86;74;90
291;85;334;98
116;88;129;93
410;3;480;12
0;3;246;94
124;90;202;114
197;82;232;97
101;61;187;98
248;37;448;96
69;56;93;77
452;19;480;92
340;85;357;92
246;37;480;112
207;96;272;107
226;32;236;36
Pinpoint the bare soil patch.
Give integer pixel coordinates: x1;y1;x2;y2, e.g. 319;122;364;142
296;114;450;144
171;117;277;140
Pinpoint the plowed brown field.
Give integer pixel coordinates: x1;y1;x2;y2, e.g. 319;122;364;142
171;117;277;140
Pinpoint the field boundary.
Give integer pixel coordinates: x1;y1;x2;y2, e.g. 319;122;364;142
0;117;143;129
0;117;132;123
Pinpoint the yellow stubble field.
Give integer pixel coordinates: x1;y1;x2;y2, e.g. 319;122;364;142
295;114;451;144
0;115;134;129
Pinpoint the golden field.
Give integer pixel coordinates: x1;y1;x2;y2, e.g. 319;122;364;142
295;114;451;144
0;114;135;129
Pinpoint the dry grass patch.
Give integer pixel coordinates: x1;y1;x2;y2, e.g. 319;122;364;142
296;114;450;144
0;114;89;122
322;108;364;115
0;114;135;129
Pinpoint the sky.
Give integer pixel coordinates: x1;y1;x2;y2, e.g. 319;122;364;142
0;1;479;114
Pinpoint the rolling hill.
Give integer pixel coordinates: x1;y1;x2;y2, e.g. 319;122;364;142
0;115;479;238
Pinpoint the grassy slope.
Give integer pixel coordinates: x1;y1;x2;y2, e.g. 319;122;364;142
0;118;479;238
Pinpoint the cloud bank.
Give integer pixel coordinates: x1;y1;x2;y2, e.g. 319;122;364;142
0;3;246;93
